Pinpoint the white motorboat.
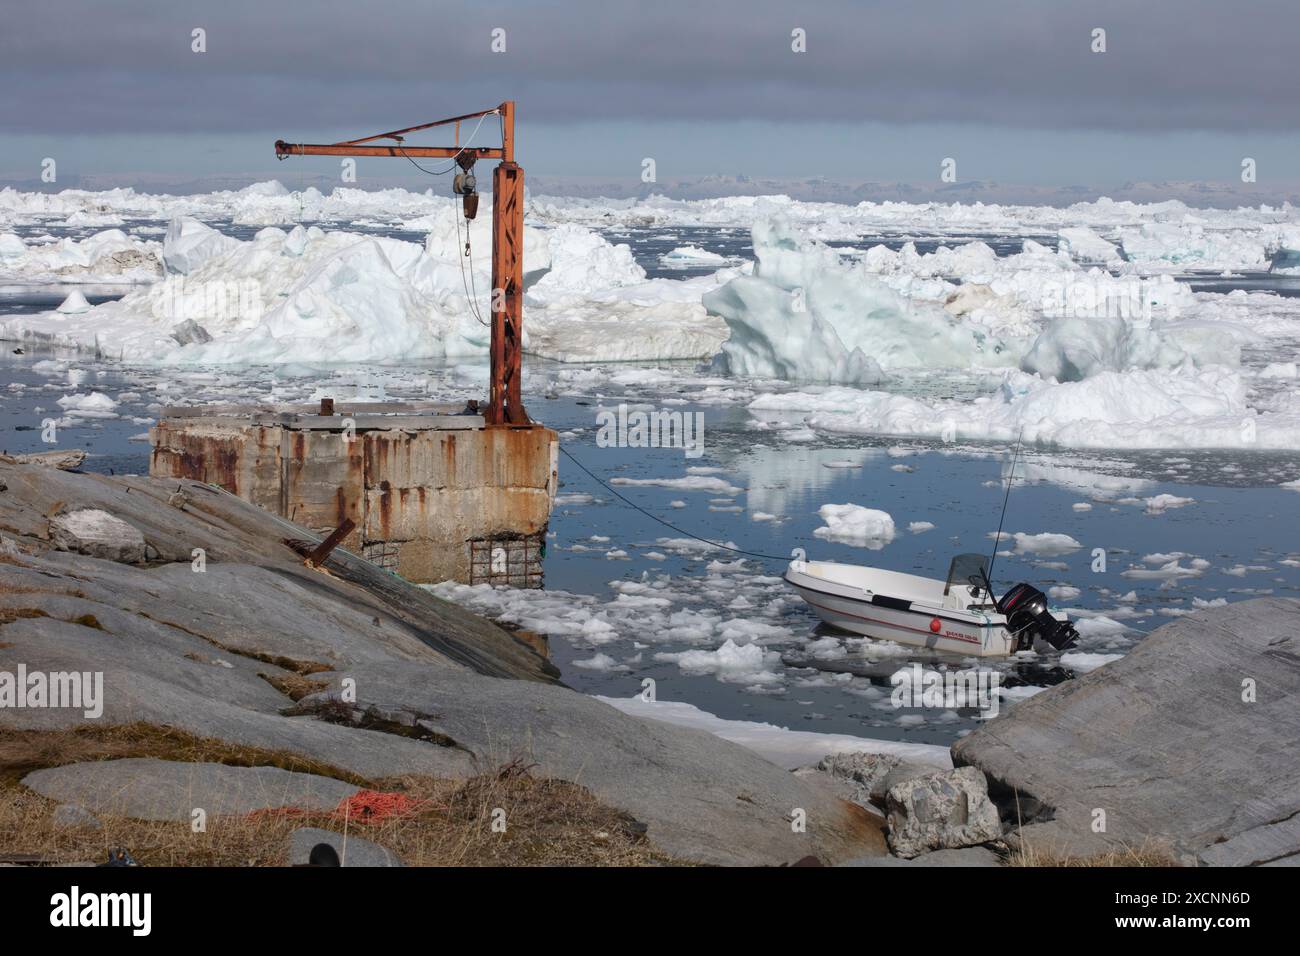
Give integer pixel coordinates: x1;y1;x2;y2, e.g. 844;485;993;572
784;553;1079;658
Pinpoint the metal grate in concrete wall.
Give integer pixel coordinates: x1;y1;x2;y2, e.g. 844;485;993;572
469;533;545;588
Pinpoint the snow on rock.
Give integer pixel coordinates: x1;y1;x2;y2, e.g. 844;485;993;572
1059;651;1125;672
813;503;896;549
749;365;1300;450
601;694;951;770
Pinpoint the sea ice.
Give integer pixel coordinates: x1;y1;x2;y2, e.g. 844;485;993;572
812;503;896;549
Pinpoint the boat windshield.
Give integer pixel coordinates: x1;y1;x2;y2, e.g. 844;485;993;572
945;553;991;595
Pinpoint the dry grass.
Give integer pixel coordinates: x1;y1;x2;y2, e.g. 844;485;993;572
0;726;672;867
0;723;372;789
1008;841;1180;867
258;671;330;701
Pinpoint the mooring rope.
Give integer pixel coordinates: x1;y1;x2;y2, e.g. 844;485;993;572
557;445;792;563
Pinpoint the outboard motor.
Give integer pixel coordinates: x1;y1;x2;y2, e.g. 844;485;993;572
997;583;1080;651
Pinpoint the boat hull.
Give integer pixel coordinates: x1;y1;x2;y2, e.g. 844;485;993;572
785;566;1016;657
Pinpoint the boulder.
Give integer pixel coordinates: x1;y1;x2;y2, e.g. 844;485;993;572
885;766;1002;859
817;751;938;808
953;597;1300;865
288;827;404;867
22;759;359;821
0;449;87;470
48;509;145;563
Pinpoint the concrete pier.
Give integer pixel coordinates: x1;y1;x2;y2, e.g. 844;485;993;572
150;401;557;586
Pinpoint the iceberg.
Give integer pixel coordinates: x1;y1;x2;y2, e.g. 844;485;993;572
704;217;1018;385
0;213;728;365
0;229;161;282
161;217;240;274
1020;314;1246;381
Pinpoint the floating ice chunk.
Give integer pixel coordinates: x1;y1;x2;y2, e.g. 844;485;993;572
609;475;742;495
1048;585;1081;600
907;521;935;533
1260;362;1298;379
1122;560;1203;581
1073;616;1129;638
655;639;783;686
1143;493;1194;513
572;652;629;672
995;531;1082;556
660;245;729;267
813;503;896;549
56;391;118;418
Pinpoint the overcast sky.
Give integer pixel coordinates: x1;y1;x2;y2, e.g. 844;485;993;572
3;0;1298;192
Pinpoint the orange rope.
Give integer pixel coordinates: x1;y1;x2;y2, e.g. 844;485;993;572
247;789;442;824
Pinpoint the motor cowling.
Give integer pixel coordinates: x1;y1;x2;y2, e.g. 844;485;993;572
997;582;1080;651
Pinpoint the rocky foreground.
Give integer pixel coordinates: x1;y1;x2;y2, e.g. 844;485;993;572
0;461;880;866
954;596;1300;866
2;458;1296;867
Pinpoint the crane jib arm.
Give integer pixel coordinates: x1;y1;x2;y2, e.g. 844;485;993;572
273;101;529;426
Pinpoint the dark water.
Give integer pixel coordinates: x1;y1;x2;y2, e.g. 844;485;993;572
10;347;1294;746
5;212;1300;748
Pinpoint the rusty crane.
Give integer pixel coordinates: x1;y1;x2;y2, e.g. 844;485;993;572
274;101;529;426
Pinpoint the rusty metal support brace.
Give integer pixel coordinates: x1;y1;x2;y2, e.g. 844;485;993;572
305;517;356;568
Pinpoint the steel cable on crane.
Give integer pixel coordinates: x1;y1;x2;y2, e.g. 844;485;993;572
389;112;498;328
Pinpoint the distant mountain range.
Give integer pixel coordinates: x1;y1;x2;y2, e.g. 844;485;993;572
2;171;1297;209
